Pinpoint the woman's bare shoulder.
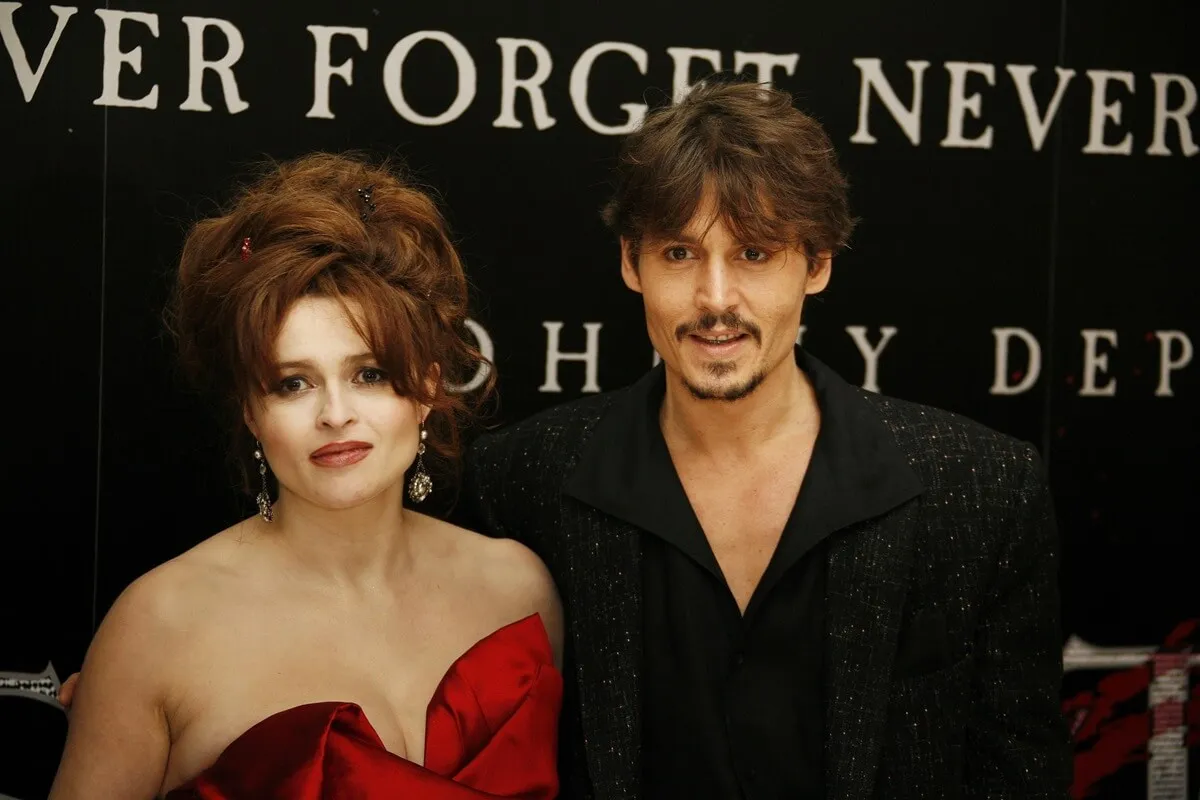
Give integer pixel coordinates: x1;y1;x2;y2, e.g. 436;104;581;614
421;514;552;591
418;514;563;664
48;521;262;799
107;518;264;633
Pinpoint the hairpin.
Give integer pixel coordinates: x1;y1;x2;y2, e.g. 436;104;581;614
240;236;252;262
357;186;377;221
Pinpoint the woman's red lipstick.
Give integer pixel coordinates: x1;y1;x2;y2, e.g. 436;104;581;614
310;441;372;467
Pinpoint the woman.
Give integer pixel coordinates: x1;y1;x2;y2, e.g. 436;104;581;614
49;154;563;799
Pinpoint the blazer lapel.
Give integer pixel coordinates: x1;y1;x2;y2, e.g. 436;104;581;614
824;503;918;800
559;497;643;800
553;370;670;800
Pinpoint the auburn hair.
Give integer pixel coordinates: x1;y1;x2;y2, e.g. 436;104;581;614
602;79;857;264
167;152;493;494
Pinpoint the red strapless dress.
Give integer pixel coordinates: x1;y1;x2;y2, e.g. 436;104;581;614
164;614;561;799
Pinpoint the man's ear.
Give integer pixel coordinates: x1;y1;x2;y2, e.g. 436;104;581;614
805;250;833;296
620;237;643;294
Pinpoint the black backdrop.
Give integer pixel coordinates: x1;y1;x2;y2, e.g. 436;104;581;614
2;1;1196;797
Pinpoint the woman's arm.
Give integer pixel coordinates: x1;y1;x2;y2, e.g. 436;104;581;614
49;577;176;799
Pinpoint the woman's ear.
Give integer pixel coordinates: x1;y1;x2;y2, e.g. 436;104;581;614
243;405;260;442
422;363;442;423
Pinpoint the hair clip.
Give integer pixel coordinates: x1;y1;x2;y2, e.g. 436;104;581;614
240;236;252;262
357;186;377;221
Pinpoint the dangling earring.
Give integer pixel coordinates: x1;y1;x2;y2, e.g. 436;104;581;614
408;421;433;503
254;440;273;522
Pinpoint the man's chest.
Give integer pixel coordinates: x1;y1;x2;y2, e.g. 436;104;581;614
677;464;809;611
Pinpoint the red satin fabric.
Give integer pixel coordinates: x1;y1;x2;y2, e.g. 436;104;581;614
165;614;562;799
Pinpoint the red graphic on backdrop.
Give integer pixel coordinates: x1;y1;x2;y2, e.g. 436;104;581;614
1063;619;1197;799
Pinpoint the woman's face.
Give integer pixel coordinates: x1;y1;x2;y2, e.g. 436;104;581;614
246;296;424;512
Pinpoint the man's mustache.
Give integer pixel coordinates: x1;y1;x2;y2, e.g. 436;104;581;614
675;311;763;344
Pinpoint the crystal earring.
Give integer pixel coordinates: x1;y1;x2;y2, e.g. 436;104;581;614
408;422;433;503
254;440;273;522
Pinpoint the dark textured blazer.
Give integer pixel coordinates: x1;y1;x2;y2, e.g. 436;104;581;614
460;358;1073;800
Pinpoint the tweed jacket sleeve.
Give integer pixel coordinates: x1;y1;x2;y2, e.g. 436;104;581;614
963;445;1072;799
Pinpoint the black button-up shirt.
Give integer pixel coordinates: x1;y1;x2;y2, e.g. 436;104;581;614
567;348;922;799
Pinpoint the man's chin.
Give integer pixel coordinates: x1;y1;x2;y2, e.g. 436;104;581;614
682;368;767;402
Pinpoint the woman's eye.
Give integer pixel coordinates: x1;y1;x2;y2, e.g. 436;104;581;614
359;367;388;384
279;376;307;393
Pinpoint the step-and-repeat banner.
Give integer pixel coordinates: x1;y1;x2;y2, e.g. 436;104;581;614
2;1;1196;797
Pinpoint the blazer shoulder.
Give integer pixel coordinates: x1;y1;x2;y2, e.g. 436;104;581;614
459;391;626;538
861;392;1053;566
466;390;621;472
861;389;1042;474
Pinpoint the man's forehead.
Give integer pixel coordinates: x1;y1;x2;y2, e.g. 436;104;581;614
679;215;732;243
647;211;793;246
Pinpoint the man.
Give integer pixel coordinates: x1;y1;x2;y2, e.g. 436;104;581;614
460;80;1071;799
62;80;1071;798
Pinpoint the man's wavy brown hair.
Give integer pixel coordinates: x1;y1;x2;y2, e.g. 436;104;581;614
602;79;856;266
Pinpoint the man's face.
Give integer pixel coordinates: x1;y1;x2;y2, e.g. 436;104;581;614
622;189;830;401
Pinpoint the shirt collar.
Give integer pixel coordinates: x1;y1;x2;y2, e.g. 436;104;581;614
564;348;924;553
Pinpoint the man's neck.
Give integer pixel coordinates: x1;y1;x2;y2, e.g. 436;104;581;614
659;353;819;462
